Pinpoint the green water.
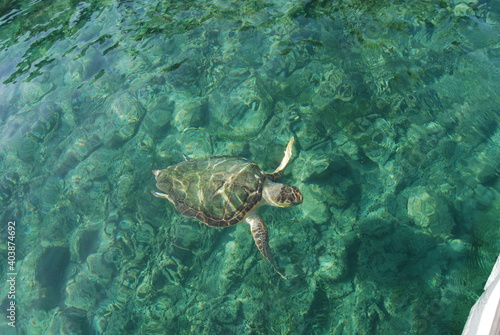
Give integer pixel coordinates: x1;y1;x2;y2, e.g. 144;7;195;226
0;0;499;334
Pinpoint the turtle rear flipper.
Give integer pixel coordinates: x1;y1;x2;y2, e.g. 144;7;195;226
151;191;175;205
246;212;286;279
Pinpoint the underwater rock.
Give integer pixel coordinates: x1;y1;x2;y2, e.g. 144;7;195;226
171;223;202;251
276;64;311;99
155;135;183;162
330;175;358;209
291;114;328;151
46;307;92;335
292;150;333;182
407;187;455;237
27;102;61;143
451;0;478;5
155;128;212;162
64;59;84;84
92;306;113;334
316;238;348;282
84;149;114;179
0;172;19;203
215;299;241;325
381;160;406;196
357;224;438;287
312;65;352;108
68;170;110;205
0;114;28;152
16;136;39;162
246;115;297;167
40;176;64;209
120;133;154;169
334;134;360;161
171;95;205;131
213;137;247;157
135;279;153;302
218;240;245;293
438;238;469;260
143;95;174;136
266;40;301;78
103;93;145;148
35;246;71;310
208;75;273;139
474;184;496;210
164;59;202;95
145;107;172;136
475;131;500;185
114;173;135;207
358;210;396;238
453;3;474;17
298;183;332;225
55;133;102;176
17;81;54;106
355;118;396;166
178;128;212;158
65;272;99;311
36;247;70;284
1;101;60;162
293;145;357;209
74;229;100;262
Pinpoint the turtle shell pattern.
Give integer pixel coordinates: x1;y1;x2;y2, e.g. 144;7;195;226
155;156;265;227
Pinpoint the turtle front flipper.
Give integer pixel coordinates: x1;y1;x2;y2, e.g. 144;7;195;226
267;137;295;181
245;212;286;279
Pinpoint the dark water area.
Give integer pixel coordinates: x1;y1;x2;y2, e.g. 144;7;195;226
0;0;499;334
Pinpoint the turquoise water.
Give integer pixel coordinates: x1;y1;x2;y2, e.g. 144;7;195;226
1;0;499;334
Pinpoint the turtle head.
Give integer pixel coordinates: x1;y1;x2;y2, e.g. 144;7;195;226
275;185;303;207
263;180;303;208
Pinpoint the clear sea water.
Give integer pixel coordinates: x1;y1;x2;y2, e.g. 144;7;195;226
0;0;499;334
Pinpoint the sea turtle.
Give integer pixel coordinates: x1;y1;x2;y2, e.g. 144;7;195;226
152;137;303;278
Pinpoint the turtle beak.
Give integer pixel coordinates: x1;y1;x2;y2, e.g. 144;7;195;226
152;170;160;178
